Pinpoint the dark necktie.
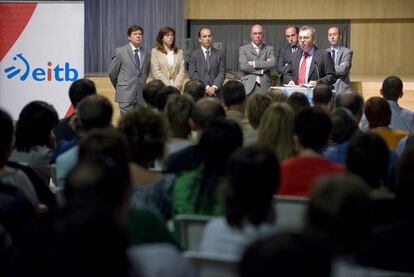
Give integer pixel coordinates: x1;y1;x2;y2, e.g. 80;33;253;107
134;48;140;70
331;49;336;65
205;49;210;70
291;45;298;53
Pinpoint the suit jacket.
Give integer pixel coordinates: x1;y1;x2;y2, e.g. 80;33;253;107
326;46;353;94
108;43;150;105
150;48;185;90
276;44;298;74
239;43;276;94
188;47;225;90
283;46;337;86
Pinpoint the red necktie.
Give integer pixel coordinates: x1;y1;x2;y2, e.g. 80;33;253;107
298;52;308;85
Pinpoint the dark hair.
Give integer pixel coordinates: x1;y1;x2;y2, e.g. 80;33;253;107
127;25;143;36
240;232;331;277
222;80;246;107
164;94;193;138
313;84;333;106
287;92;310;113
191;98;225;130
306;173;371;255
118;107;167;167
396;144;414;210
155;86;180;111
68;79;97;107
155;26;177;54
329;108;356;144
196;118;243;211
294;107;332;152
143;79;165;108
0;109;14;166
328;26;341;36
14;101;58;152
284;25;299;34
184;79;205;102
364;96;391;128
335;92;364;122
198;26;212;38
75;95;113;132
247;94;272;129
346;133;389;189
381;75;403;101
225;146;279;228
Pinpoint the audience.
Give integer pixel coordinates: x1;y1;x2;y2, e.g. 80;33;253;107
143;79;166;109
286;91;311;113
312;84;334;112
244;93;272;145
155;85;181;112
265;87;288;103
222;80;250;131
183;79;205;102
335;91;364;126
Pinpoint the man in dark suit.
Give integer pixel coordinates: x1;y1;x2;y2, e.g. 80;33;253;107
276;25;299;78
283;26;336;87
109;25;151;114
188;27;226;98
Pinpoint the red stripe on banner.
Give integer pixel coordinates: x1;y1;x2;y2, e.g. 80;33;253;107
64;105;74;118
0;3;37;62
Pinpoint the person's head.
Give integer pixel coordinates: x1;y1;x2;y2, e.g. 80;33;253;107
198;27;213;49
312;84;333;111
250;24;264;47
0;109;14;167
191;97;225;131
143;79;165;108
284;25;299;46
226;146;279;229
127;25;143;48
364;96;391;129
346;133;389;189
327;26;342;48
266;88;288;103
294;107;332;153
222;80;246;108
118;106;167;167
155;85;181;111
164;94;194;139
380;75;403;101
329;108;356;144
75;95;113;133
335;92;364;124
14;101;58;152
184;79;205;102
287;92;311;113
305;173;371;255
68;79;97;108
298;26;316;52
240;232;331;277
156;26;177;53
258;103;296;160
246;94;272;129
396;144;414;212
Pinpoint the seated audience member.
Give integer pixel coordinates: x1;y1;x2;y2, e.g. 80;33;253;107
53;78;97;144
172;118;242;216
395;122;414;156
286;92;311;114
323;108;357;164
364;96;408;150
200;146;279;258
277;107;344;196
361;75;414;133
346;133;398;227
305;173;371;258
55;95;113;187
240;232;331;277
155;85;180;112
0;109;38;205
222;80;250;131
257;103;297;160
312;84;334;112
244;93;272;145
184;79;205;102
118;107;174;219
143;79;166;109
335;91;364;126
357;144;414;273
164;97;225;174
0;223;17;277
10;101;58;186
265;87;288;103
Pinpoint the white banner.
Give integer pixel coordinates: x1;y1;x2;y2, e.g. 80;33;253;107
0;2;84;120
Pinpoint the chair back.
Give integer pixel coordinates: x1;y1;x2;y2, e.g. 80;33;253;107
273;195;309;230
184;251;239;277
175;214;215;251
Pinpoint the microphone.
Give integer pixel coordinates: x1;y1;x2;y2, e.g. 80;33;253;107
313;61;320;81
279;60;291;85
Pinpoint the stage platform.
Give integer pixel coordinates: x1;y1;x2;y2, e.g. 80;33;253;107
86;73;414;126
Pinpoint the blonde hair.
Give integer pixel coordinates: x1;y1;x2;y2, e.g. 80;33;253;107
257;102;297;161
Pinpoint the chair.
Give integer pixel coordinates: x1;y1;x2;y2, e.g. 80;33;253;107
175;214;216;251
183;251;239;277
333;260;414;277
273;195;309;230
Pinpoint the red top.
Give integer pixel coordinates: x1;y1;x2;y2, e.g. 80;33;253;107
277;156;344;196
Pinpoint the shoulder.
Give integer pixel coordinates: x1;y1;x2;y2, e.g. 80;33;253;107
263;44;274;51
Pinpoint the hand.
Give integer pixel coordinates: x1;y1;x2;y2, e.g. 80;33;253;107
248;61;255;67
206;86;216;96
308;80;317;86
288;81;296;86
